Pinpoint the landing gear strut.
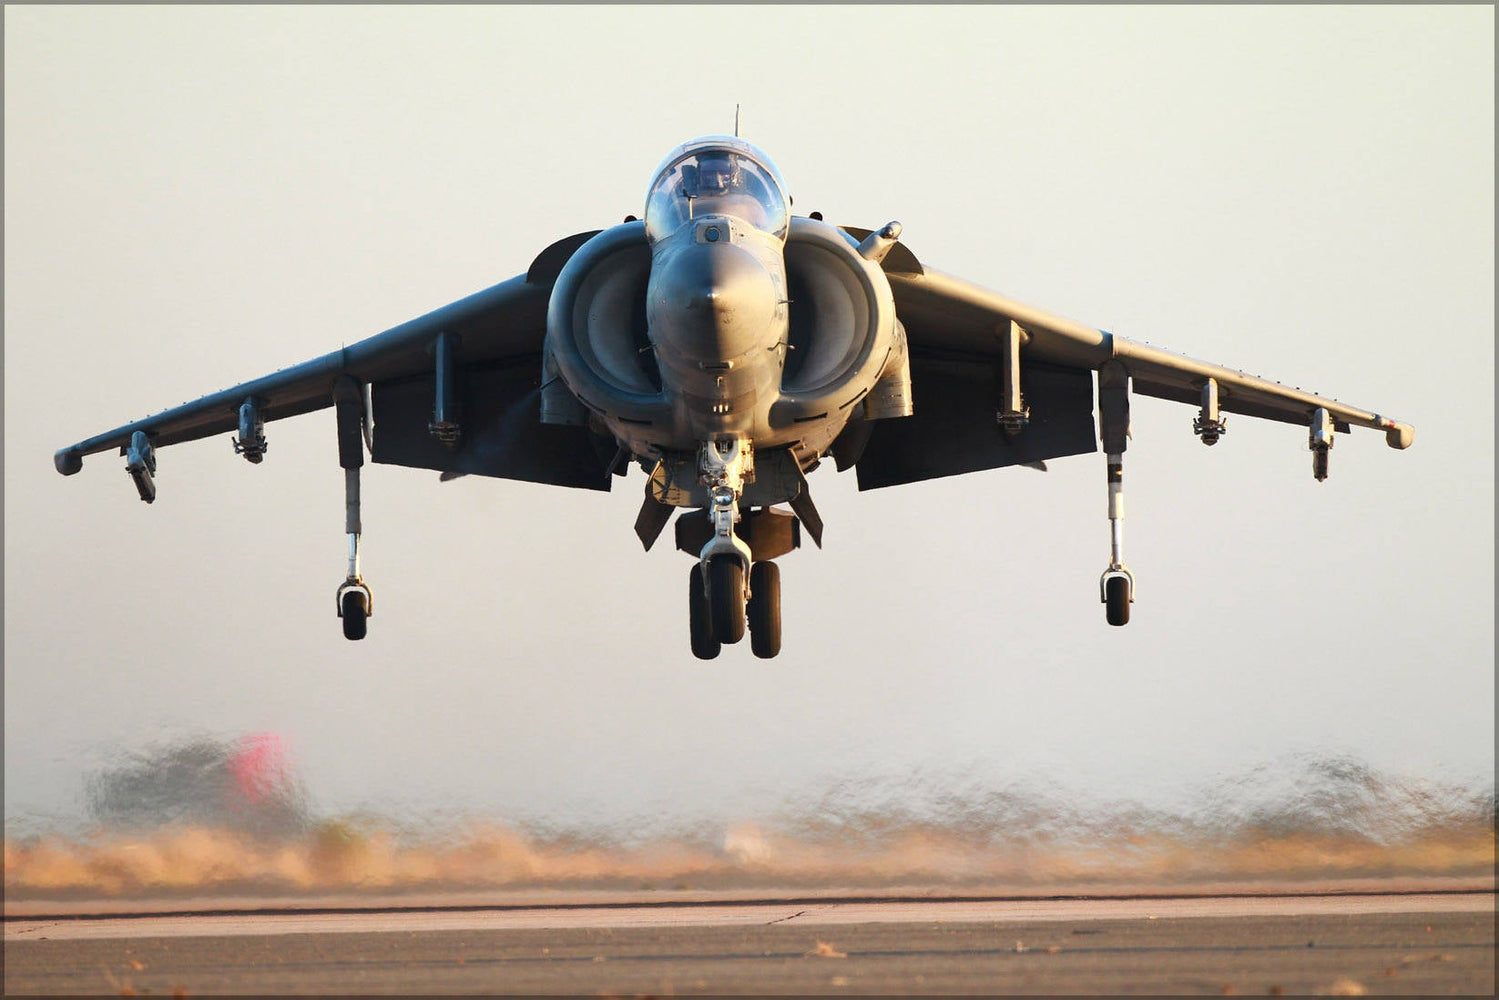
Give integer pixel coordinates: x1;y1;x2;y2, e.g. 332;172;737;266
334;376;373;641
336;511;373;641
1098;361;1135;627
1098;456;1134;627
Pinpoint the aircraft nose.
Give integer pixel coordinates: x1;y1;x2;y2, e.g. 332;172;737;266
647;241;779;364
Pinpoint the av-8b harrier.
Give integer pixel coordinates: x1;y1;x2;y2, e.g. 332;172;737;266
55;135;1414;659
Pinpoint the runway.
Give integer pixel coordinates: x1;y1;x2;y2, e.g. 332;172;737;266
6;889;1493;995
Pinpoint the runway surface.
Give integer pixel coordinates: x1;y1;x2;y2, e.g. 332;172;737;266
6;890;1494;995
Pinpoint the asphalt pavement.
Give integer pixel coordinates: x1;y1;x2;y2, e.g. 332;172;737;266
5;891;1493;995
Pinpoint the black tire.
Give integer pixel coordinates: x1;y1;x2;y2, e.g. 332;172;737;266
708;556;746;644
341;590;368;641
1105;575;1131;627
689;563;720;660
748;561;782;659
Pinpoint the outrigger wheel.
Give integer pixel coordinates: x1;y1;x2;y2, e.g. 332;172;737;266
1102;571;1132;627
337;581;372;641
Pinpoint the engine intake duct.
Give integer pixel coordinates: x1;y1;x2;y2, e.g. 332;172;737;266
543;221;668;429
771;217;898;428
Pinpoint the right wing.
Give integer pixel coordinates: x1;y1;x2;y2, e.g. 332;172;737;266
55;232;613;491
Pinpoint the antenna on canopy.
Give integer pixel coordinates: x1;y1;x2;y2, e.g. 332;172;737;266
734;104;741;138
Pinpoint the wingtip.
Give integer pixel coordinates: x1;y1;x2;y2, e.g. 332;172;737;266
54;448;83;476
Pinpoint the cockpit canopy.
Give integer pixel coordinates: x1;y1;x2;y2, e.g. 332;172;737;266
644;137;789;243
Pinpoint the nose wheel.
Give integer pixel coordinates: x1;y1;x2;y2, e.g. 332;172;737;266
708;556;746;643
688;563;720;660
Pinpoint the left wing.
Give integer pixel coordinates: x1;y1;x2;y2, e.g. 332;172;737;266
54;232;614;492
889;266;1414;443
840;227;1413;489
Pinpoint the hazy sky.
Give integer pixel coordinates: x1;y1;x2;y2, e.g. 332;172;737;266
5;6;1493;833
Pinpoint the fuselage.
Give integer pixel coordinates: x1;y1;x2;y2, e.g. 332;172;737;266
647;213;790;443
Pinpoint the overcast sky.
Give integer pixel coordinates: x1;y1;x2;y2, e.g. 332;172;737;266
5;6;1492;834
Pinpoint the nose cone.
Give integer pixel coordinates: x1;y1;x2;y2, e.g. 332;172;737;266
647;241;779;364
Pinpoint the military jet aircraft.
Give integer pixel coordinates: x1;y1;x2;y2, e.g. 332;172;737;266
55;134;1414;659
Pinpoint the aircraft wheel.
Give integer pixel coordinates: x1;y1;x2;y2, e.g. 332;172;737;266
341;590;369;641
748;561;781;659
708;556;746;644
1104;575;1131;627
689;563;720;660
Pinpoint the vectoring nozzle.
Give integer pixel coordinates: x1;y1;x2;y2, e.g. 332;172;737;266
125;430;157;503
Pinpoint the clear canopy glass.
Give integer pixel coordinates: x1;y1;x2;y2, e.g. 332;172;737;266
644;137;789;243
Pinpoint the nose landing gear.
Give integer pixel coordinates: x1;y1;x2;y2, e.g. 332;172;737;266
684;438;791;659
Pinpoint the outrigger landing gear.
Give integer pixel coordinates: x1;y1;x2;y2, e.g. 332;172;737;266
1099;454;1134;627
333;376;373;641
1098;361;1135;627
336;499;373;642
